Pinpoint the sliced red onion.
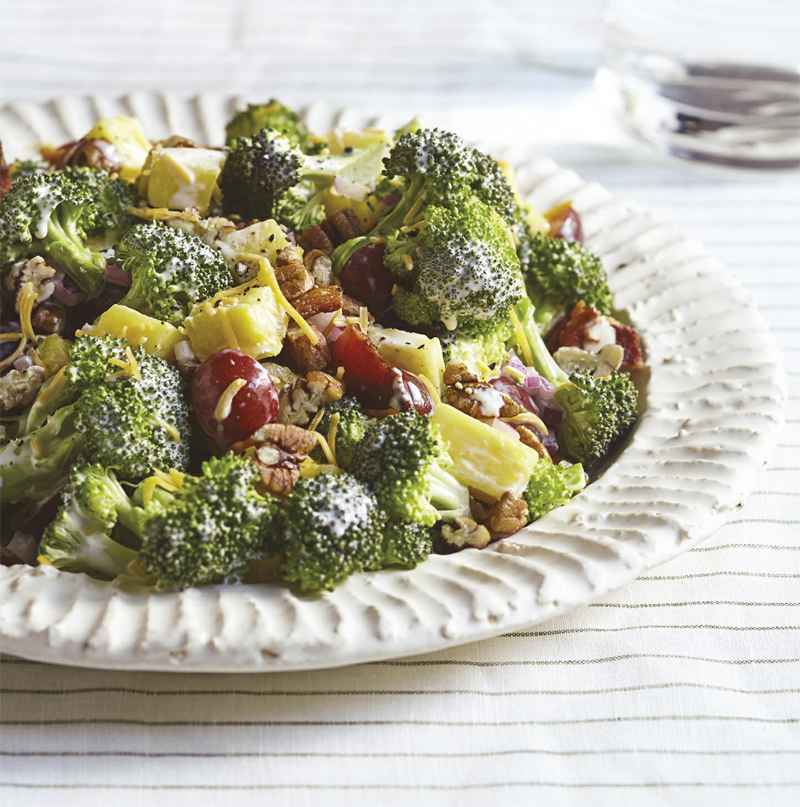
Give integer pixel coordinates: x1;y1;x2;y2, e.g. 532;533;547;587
326;325;345;344
50;271;87;307
333;175;369;202
285;231;297;246
491;418;520;440
105;262;132;287
309;311;339;334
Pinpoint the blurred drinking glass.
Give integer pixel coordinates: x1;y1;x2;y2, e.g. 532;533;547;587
596;0;800;168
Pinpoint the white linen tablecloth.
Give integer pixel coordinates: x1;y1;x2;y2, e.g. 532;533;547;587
1;1;798;804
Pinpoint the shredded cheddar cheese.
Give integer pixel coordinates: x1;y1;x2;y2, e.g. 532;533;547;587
327;411;341;464
36;366;68;406
403;195;423;226
401;253;414;273
501;411;548;435
214;377;247;422
509;307;534;369
238;254;319;345
308;405;327;434
313;430;337;466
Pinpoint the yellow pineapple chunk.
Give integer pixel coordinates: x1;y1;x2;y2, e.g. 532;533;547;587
138;147;226;214
183;273;289;362
217;220;293;267
93;305;184;362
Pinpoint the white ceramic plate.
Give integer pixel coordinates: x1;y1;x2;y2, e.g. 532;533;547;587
0;93;787;672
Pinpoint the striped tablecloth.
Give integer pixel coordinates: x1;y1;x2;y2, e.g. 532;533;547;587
1;1;798;804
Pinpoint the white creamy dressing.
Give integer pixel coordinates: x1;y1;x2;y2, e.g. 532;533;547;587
316;491;374;539
471;385;506;417
33;189;57;240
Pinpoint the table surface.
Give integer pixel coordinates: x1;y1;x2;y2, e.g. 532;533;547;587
1;1;798;805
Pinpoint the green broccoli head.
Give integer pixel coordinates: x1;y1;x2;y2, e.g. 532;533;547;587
438;315;514;372
9;158;51;180
222;126;382;224
386;192;524;334
0;172;106;297
138;453;275;589
382;128;477;209
69;335;191;480
381;518;434;568
272;180;327;232
225;100;319;153
38;463;139;579
115;221;233;325
272;472;385;592
554;369;638;463
62;166;140;242
350;411;470;527
470;148;516;225
522;458;586;523
524;234;612;333
312;396;375;471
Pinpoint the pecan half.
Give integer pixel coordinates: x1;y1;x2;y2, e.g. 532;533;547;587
284;322;330;374
0;365;47;413
291;285;343;320
279;371;345;427
440;517;491;550
251;423;316;497
484;492;528;541
274;245;313;300
515;423;550;459
303;249;334;286
442;361;480;386
443;382;524;420
297;208;362;254
56;138;122;172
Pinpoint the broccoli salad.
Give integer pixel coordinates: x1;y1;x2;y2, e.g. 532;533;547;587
0;101;643;592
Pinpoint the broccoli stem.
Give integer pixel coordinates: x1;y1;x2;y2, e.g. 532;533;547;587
428;463;471;522
38;211;106;298
0;405;84;502
512;298;568;387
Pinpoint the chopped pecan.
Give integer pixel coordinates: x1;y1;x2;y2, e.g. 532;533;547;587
297;208;362;254
442;361;480;386
515;424;550;459
340;294;374;320
274;245;313;300
11;257;56;310
303;249;334;286
484;491;528;541
443;382;524;420
284;322;330;374
291;285;343;320
440;516;491;550
279;371;345;427
0;365;47;413
251;423;317;497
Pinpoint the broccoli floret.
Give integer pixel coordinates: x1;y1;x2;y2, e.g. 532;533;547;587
271;472;385;592
351;411;470;527
386;191;524;333
9;158;51;180
381;518;434;568
225;100;319;153
136;453;275;589
62;166;140;243
220;127;384;224
0;172;106;297
38;463;139;579
0;336;191;500
522;458;586;523
438;316;513;373
470;148;517;225
312;396;374;471
272;181;327;232
512;298;638;463
115;221;233;325
0;403;83;503
523;234;612;334
554;370;638;464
